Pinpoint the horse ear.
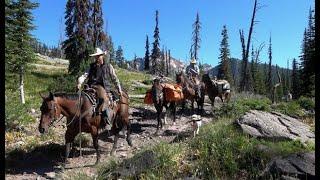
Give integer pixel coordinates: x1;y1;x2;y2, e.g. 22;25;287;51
49;92;54;100
39;92;45;99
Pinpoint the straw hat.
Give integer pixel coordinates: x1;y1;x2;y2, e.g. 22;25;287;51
191;114;201;121
190;58;197;64
89;48;106;57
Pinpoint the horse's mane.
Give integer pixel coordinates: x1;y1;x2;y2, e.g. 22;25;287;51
179;72;196;87
53;92;79;100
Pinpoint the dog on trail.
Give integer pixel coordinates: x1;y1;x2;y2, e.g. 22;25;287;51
187;114;202;137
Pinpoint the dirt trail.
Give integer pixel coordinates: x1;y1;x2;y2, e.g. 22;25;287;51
5;102;216;179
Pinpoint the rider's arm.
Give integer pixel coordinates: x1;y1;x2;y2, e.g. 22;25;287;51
108;64;122;93
77;68;89;89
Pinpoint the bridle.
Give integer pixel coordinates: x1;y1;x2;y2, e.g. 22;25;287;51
48;99;64;128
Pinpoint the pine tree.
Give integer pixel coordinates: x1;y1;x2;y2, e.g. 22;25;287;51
168;50;171;76
300;8;315;97
91;0;106;48
115;46;125;68
191;12;201;60
291;58;300;99
5;0;39;104
266;35;273;98
217;25;232;84
63;0;92;75
151;10;161;75
144;35;150;71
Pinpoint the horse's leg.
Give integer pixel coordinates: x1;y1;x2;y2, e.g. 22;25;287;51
170;102;176;125
64;129;77;165
126;120;133;147
163;103;168;125
110;126;121;156
91;126;100;165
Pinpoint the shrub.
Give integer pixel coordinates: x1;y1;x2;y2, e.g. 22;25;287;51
297;96;315;111
272;101;305;118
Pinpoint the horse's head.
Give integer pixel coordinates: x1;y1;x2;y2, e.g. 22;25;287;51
176;71;184;84
151;78;164;104
38;92;60;134
202;73;211;84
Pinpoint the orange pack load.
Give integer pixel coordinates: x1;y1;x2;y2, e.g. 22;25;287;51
163;83;184;102
144;89;153;104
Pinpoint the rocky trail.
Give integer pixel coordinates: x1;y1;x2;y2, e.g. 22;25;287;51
5;102;216;180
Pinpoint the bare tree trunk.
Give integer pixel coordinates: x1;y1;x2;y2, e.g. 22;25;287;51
19;67;25;104
272;68;281;104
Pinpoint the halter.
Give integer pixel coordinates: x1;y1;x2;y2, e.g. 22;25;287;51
48;99;64;128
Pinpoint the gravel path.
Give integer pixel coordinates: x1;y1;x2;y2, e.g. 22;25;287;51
5;102;216;179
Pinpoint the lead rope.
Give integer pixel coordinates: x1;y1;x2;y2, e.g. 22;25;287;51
78;90;82;157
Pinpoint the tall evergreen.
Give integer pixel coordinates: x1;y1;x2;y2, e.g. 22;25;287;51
144;35;150;70
300;8;315;97
291;58;300;99
5;0;39;104
266;35;273;97
115;46;125;68
91;0;106;48
63;0;92;75
217;25;232;84
151;10;161;75
191;12;201;60
168;50;171;75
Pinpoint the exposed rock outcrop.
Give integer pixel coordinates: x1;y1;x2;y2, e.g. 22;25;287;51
236;110;314;144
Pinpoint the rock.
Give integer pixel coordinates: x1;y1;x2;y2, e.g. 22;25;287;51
260;152;315;179
45;172;56;178
236;110;314;144
30;108;36;114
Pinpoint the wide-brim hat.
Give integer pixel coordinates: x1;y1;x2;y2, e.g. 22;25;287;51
190;58;197;64
191;114;201;120
89;48;106;57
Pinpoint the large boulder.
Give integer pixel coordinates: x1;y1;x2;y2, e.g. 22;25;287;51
236;110;314;144
260;152;315;179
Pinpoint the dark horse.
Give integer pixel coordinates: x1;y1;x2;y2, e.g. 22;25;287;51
151;78;177;134
176;72;205;114
38;88;132;165
202;73;231;107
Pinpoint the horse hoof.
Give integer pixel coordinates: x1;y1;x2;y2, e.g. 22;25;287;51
95;160;100;165
127;138;133;147
110;150;116;156
173;122;176;126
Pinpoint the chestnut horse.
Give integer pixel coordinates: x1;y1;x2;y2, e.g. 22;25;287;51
202;73;231;107
176;72;205;114
38;88;131;165
151;78;176;134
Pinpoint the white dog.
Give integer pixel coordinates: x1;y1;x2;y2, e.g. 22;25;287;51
188;114;202;137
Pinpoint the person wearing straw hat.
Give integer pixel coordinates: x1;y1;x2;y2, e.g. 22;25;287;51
77;47;122;125
185;57;200;78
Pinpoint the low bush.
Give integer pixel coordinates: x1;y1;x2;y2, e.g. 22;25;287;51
297;96;315;111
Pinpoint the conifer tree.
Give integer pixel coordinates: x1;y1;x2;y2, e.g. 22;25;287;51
144;35;150;70
115;46;125;68
5;0;38;104
266;35;273;98
217;25;232;84
91;0;106;48
291;58;300;99
151;10;161;75
191;12;201;60
300;8;315;97
63;0;92;75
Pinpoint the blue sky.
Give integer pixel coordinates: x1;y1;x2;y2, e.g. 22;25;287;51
31;0;314;68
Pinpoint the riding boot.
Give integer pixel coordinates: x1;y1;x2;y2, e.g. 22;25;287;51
101;109;111;125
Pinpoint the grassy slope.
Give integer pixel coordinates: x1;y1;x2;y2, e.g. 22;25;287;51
96;95;315;179
5;56;315;179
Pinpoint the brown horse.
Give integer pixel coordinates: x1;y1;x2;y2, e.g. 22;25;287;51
202;74;231;107
38;88;131;165
151;78;176;134
176;72;205;114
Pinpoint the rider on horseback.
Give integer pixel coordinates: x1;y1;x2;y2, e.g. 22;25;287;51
77;47;122;126
185;58;201;98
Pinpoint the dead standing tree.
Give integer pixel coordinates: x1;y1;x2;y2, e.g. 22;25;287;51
239;0;263;92
272;66;282;104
